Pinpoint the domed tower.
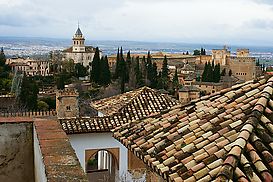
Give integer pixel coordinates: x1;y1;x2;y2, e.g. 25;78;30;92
72;24;86;53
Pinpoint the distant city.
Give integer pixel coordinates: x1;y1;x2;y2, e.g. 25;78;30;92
1;36;273;66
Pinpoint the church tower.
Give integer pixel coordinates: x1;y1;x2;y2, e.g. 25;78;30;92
72;24;86;53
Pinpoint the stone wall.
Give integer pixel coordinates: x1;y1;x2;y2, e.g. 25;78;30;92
0;122;34;182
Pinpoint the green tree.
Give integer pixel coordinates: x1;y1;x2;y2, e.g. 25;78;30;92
213;63;221;83
120;55;126;93
135;56;143;88
100;56;111;86
157;71;164;89
147;51;154;86
62;59;75;74
193;49;201;55
0;47;6;67
172;68;179;89
75;63;88;78
256;59;260;66
202;62;208;82
229;69;232;76
37;101;49;111
161;55;169;89
125;51;131;83
90;47;101;84
221;68;226;76
201;48;206;55
56;73;65;90
114;47;120;79
207;62;213;82
19;76;39;110
150;62;158;88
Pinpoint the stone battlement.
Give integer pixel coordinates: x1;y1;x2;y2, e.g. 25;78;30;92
0;110;56;117
56;88;79;97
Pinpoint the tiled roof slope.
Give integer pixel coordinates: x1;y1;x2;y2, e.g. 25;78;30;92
60;87;179;134
91;87;146;115
113;76;273;182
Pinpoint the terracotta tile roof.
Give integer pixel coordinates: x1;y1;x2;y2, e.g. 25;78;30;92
61;87;179;134
113;76;273;182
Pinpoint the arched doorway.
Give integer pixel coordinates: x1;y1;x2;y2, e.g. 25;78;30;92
86;150;118;182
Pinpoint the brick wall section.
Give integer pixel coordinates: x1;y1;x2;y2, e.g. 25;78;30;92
0;117;88;182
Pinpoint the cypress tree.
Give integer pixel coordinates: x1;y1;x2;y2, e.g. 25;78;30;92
119;48;126;93
202;62;208;82
172;68;179;89
157;71;163;89
207;62;213;82
114;47;120;79
213;63;221;83
147;51;154;85
229;69;232;76
135;56;143;88
90;47;101;84
125;51;131;83
19;76;39;110
161;55;169;90
221;68;226;76
100;56;111;86
0;47;6;67
150;62;158;88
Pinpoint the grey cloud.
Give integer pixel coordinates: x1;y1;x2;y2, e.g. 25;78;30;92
244;19;273;29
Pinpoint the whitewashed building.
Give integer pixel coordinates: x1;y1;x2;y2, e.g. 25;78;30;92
63;26;99;68
59;87;179;181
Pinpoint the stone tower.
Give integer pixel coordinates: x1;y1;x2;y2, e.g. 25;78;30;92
72;24;86;53
56;88;79;119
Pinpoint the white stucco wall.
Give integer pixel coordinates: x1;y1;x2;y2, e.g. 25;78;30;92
68;132;128;177
33;127;47;182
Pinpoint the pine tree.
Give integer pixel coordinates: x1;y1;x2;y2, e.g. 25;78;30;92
90;47;101;84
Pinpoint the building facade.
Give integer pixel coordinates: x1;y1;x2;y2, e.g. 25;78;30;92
6;57;50;76
56;88;79;119
63;26;97;67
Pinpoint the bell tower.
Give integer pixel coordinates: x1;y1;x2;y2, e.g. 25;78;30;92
72;23;86;52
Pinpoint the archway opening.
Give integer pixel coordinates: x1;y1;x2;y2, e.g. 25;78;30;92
86;150;118;182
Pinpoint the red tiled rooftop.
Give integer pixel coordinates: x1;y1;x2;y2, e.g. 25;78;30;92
60;86;179;134
113;76;273;182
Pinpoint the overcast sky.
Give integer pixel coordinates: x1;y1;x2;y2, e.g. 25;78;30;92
1;0;273;46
